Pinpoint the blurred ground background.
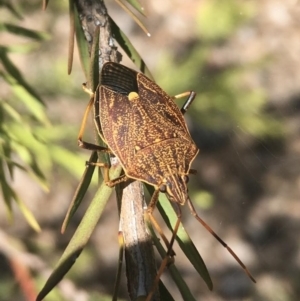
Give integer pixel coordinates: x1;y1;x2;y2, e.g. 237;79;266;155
1;0;300;300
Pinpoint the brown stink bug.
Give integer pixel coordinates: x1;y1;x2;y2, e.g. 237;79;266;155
78;62;255;299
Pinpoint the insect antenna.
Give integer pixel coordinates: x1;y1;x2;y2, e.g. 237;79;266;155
187;198;256;283
171;91;197;114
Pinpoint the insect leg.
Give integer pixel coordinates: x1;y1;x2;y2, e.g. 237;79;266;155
146;189;175;256
172;91;197;114
106;175;129;187
88;161;128;187
187;197;256;283
146;202;182;301
77;91;111;152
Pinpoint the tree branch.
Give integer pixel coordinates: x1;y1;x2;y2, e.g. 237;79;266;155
73;1;159;299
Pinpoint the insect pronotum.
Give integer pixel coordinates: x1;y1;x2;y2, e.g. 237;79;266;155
78;62;256;300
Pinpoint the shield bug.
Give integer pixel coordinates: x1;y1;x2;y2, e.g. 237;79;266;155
78;62;255;298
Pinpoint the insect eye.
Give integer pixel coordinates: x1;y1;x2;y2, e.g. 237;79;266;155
182;175;189;183
159;185;167;193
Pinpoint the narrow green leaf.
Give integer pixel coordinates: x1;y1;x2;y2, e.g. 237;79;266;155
36;164;123;301
28;155;48;189
146;185;213;291
0;23;50;40
37;248;83;301
5;142;48;194
157;194;213;290
14;193;41;232
110;17;153;78
146;217;197;301
0;1;23;19
1;136;14;178
6;124;51;190
2;101;22;123
67;0;75;74
74;7;89;80
115;0;149;34
12;84;49;126
123;0;146;16
0;157;26;174
0;162;40;231
158;280;175;301
61;151;98;233
0;160;13;217
89;26;100;91
0;54;46;107
2;43;41;54
0;71;50;127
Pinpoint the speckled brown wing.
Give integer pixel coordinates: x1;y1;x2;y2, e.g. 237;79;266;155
95;62;138;163
99;85;135;165
124;74;198;183
98;62;198;186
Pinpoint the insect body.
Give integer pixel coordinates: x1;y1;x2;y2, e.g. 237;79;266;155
97;62;198;207
78;62;255;300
